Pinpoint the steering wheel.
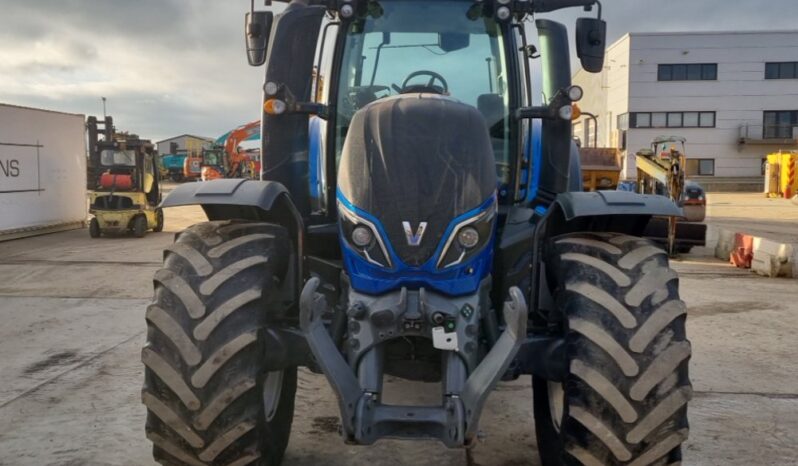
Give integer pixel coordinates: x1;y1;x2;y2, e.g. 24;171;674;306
398;70;449;95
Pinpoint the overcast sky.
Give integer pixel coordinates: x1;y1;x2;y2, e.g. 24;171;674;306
1;0;796;142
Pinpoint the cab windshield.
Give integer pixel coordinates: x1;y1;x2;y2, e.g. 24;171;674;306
100;149;136;167
335;0;511;182
204;151;221;166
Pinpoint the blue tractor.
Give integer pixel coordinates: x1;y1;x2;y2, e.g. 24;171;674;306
142;1;692;465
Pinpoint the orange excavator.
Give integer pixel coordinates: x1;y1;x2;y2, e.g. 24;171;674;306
200;120;261;181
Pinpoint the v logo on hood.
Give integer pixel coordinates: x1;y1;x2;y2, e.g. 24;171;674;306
402;221;427;247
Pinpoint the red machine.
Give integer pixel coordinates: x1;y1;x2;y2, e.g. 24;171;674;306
220;120;260;179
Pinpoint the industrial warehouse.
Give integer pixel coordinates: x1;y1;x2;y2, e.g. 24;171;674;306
0;1;797;466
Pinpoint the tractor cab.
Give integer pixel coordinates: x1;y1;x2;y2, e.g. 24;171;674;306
87;116;163;238
333;1;512;185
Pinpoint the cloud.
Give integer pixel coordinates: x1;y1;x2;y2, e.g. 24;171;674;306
0;0;795;141
546;0;798;45
0;0;263;141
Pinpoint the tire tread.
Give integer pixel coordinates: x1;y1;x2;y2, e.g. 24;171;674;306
143;220;296;466
537;232;692;466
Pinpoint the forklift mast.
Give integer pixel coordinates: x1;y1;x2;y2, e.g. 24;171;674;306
86;115;156;190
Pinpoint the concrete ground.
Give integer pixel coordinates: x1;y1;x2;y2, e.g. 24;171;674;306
0;197;797;465
705;192;798;244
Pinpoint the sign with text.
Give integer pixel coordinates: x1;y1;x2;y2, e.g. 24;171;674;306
0;143;41;194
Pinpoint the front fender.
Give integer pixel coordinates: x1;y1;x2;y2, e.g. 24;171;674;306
161;178;303;253
162;178;305;302
537;190;684;241
161;178;289;215
553;190;683;221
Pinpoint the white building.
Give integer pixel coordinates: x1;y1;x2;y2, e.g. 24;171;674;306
155;134;214;156
573;30;798;182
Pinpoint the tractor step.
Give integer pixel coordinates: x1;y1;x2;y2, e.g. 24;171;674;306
299;278;527;447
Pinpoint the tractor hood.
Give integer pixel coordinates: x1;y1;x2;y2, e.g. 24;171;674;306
338;94;496;269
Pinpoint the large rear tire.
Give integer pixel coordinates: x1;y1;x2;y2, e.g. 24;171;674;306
534;232;691;465
143;221;297;466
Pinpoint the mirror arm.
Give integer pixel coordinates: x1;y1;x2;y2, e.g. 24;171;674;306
516;106;555;120
295;102;330;120
516;88;576;121
267;83;330;119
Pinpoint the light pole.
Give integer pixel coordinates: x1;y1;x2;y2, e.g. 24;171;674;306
101;97;107;119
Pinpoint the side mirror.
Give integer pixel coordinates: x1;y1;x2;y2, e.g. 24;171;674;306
575;17;606;73
245;11;273;66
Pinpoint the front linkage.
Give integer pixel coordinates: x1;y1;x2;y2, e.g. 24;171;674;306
300;278;527;446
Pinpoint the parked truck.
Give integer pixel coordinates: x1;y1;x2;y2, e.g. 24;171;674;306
159;151;189;182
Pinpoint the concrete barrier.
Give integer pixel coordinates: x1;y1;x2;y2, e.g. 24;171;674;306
714;228;736;261
751;238;796;278
714;227;797;279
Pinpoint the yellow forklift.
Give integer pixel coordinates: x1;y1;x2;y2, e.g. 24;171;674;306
86;116;163;238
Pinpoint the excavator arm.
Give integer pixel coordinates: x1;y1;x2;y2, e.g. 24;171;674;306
217;120;261;178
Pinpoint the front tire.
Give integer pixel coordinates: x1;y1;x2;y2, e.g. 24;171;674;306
534;233;691;465
154;208;165;233
143;221;298;465
133;215;148;238
89;217;101;238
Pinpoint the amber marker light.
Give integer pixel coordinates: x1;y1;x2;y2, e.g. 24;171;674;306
571;104;582;121
263;98;287;115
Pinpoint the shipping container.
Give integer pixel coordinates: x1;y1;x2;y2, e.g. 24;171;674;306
0;104;87;240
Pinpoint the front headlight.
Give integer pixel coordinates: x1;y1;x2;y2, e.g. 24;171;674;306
437;199;497;269
339;203;392;268
351;226;373;248
457;227;480;249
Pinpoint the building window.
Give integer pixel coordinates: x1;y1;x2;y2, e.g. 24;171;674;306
658;63;717;81
699;159;715;176
630;111;715;129
687;159;715;176
635;113;651;128
700;112;715;127
765;62;798;80
764;111;798;138
683;112;699;128
617;113;629;131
